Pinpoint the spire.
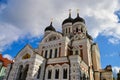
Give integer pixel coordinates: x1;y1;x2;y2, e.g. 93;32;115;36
77;9;80;17
50;18;53;26
69;9;71;18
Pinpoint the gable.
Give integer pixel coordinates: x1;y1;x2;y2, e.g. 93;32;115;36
15;44;33;61
42;32;62;43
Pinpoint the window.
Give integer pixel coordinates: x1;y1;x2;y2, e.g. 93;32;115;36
75;50;79;55
69;28;70;33
76;27;78;32
37;66;41;79
50;49;52;58
55;69;59;79
63;69;67;79
48;70;52;79
80;49;83;60
22;64;29;80
66;28;67;33
83;73;86;80
59;47;61;57
16;65;23;80
54;48;58;58
45;50;48;58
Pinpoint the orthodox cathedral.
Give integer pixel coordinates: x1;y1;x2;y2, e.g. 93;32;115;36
4;10;113;80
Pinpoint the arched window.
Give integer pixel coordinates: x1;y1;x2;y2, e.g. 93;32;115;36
55;69;59;79
37;66;41;79
76;27;78;32
75;50;79;55
54;48;58;58
63;68;67;79
16;65;23;80
50;49;52;58
21;64;29;80
48;70;52;79
45;50;48;58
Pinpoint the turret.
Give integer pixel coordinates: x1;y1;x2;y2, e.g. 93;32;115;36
44;20;56;37
72;9;92;40
62;9;73;38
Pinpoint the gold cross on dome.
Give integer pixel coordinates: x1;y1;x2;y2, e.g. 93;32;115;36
69;9;71;14
77;9;79;14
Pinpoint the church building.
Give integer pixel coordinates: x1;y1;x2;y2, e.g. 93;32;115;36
4;10;113;80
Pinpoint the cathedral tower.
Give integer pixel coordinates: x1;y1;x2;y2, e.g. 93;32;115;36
62;9;73;38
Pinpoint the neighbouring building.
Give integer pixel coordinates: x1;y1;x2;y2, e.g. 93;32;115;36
0;54;12;80
4;10;113;80
117;70;120;80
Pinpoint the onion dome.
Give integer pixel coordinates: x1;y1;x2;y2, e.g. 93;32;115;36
62;9;73;25
72;11;85;24
45;22;56;32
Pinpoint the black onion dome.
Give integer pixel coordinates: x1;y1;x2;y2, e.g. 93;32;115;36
62;12;73;25
62;17;73;25
45;22;56;32
72;13;85;24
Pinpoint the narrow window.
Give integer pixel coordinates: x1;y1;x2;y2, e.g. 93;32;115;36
63;69;67;79
76;27;78;32
54;48;57;58
16;65;23;80
50;49;52;58
80;49;83;60
66;28;67;33
45;50;47;58
55;69;59;79
37;66;41;79
59;47;61;57
48;70;52;79
69;28;70;33
22;64;29;80
75;50;79;55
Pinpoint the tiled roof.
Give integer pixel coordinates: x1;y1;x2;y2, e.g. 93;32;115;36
0;54;13;67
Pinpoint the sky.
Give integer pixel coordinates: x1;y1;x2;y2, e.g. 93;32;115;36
0;0;120;77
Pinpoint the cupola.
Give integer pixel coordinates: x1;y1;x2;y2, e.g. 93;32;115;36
45;21;56;32
72;9;85;24
62;9;73;25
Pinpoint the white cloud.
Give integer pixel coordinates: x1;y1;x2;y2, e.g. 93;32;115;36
3;54;13;60
112;66;120;78
0;0;120;52
105;52;119;57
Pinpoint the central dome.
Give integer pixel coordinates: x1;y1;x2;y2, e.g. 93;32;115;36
45;22;56;32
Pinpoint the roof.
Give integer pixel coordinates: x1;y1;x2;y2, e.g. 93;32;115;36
0;54;13;67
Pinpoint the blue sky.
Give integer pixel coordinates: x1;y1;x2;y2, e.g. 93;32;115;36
0;0;120;77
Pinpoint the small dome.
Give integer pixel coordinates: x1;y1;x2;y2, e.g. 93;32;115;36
62;11;73;25
45;22;56;32
72;13;85;24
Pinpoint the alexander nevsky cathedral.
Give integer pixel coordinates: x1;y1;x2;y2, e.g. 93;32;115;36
4;10;113;80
